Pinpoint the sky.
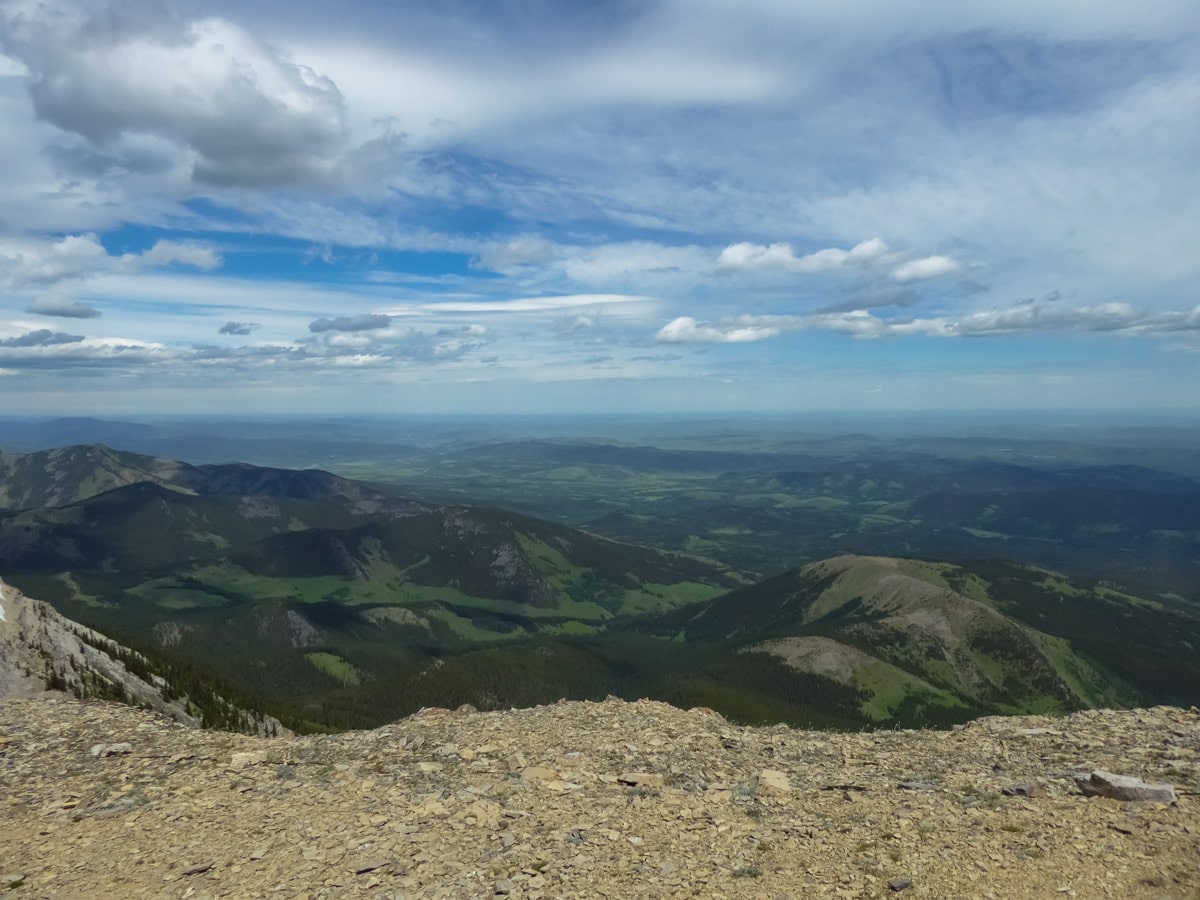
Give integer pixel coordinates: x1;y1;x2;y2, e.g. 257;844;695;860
0;0;1197;415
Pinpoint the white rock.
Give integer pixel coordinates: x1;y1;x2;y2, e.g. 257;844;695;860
90;742;133;758
751;768;792;796
1074;770;1176;803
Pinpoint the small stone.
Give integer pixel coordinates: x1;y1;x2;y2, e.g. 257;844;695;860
2;875;26;890
751;769;791;796
1001;783;1045;799
181;863;213;877
417;761;443;774
1074;771;1176;803
494;878;514;895
617;772;664;789
352;858;389;875
888;877;913;892
230;751;268;768
90;742;132;758
506;752;527;772
522;766;558;781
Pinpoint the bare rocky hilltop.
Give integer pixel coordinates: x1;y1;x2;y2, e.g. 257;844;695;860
1;694;1198;899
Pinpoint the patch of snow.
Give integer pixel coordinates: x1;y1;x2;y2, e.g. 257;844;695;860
0;583;6;622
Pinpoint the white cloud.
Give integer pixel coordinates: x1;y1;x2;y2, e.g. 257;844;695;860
656;316;781;343
1;233;108;286
891;255;962;283
1;0;347;186
656;299;1200;343
0;234;222;290
130;240;222;271
715;238;889;274
951;301;1200;336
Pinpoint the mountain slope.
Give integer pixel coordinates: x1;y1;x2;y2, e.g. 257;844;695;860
0;444;190;510
0;443;411;512
651;554;1140;722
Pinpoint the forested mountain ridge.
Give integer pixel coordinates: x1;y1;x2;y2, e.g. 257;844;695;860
1;444;1197;733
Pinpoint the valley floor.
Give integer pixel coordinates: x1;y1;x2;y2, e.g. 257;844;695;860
1;695;1197;898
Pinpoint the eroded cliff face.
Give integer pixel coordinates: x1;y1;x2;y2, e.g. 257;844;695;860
0;579;286;737
1;694;1197;898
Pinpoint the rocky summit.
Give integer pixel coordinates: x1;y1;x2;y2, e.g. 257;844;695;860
1;696;1198;899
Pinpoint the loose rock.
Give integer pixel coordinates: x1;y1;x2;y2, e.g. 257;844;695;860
2;695;1198;898
89;742;132;757
1074;771;1177;803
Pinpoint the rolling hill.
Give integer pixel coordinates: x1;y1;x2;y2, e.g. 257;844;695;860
644;554;1156;723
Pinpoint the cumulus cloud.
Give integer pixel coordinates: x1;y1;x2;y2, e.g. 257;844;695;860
27;297;102;318
715;238;889;274
656;316;781;343
308;314;392;333
1;0;347;186
892;255;962;282
1;233;108;286
219;321;259;335
1;234;222;289
0;329;84;347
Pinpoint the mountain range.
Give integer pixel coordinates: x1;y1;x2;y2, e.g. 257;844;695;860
1;442;1196;732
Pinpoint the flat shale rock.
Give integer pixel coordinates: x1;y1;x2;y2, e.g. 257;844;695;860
1074;770;1177;803
2;694;1199;898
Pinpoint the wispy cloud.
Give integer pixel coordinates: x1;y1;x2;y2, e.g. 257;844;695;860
657;300;1200;343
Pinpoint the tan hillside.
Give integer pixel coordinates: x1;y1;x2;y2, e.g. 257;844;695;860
2;695;1197;898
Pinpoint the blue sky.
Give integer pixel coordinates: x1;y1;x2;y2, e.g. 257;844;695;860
0;0;1197;414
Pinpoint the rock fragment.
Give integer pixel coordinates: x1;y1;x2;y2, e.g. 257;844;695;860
1001;783;1045;798
617;772;664;789
1074;771;1176;803
89;742;132;757
230;750;268;768
751;769;791;796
